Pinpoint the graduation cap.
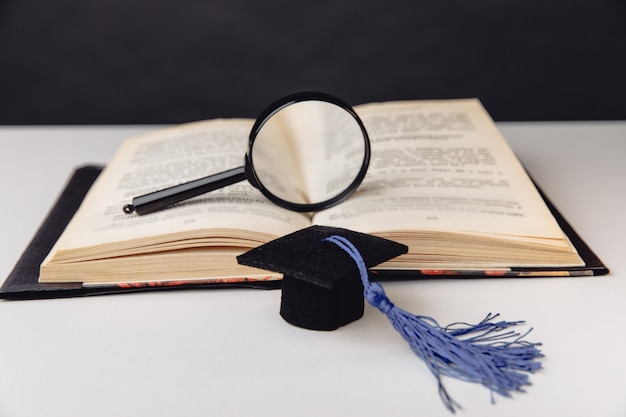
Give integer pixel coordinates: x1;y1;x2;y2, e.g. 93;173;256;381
237;225;408;330
237;225;544;413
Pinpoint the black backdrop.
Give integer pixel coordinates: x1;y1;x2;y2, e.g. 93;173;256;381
1;0;625;124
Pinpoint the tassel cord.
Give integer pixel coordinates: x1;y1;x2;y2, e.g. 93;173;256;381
323;235;544;413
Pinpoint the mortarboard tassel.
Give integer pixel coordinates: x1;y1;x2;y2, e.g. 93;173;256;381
323;235;544;413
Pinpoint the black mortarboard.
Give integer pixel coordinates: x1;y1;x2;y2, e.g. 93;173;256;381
236;225;408;330
237;226;544;411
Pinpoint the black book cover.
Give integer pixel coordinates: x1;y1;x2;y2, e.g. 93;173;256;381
0;166;608;300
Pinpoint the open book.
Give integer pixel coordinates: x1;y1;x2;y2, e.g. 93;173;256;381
38;99;603;287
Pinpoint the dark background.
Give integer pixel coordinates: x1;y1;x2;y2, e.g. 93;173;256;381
1;0;625;124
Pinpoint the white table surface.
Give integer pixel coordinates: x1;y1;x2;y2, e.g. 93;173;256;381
0;122;624;417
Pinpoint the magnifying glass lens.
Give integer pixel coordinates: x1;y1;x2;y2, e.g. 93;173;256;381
249;98;370;211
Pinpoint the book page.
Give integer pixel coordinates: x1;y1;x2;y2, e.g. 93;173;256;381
48;119;312;260
314;99;570;248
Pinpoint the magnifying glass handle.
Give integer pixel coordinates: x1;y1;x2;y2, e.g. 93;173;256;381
123;166;246;215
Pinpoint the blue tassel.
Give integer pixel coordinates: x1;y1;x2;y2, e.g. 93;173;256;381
323;235;544;413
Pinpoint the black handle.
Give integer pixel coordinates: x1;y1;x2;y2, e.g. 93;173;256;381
123;166;246;215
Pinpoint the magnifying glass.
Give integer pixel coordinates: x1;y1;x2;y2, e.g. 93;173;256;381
123;92;371;216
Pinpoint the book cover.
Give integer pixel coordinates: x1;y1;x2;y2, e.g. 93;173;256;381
0;166;608;300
